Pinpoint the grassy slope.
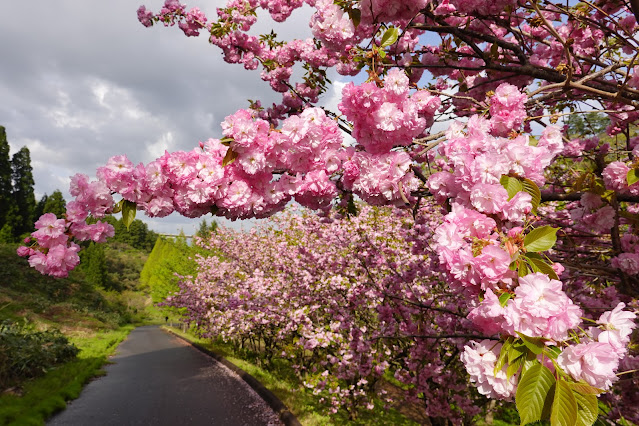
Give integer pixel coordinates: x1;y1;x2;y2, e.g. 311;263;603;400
0;326;133;425
0;243;156;425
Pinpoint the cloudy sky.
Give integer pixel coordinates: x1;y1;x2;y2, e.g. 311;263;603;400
0;0;345;235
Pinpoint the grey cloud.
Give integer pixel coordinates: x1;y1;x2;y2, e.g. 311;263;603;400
0;0;339;234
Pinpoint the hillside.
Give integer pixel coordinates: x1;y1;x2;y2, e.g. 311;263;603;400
0;240;156;425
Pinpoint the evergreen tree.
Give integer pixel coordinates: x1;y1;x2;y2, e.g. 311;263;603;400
81;242;108;288
140;237;196;304
11;147;36;238
34;194;48;220
102;216;158;252
0;204;19;243
0;126;12;229
42;190;66;219
196;219;210;239
195;218;218;239
0;224;13;243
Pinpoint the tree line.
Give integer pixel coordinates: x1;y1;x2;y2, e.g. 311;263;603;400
0;126;36;242
1;125;160;251
0;126;69;242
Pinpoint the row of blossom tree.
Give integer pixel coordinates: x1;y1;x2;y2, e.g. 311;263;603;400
18;0;639;423
165;206;636;422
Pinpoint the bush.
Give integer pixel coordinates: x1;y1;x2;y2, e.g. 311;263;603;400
0;320;79;390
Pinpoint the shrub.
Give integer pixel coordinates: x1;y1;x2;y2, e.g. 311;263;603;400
0;320;79;390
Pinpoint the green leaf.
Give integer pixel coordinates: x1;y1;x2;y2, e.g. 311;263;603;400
122;200;137;231
552;379;578;426
222;147;239;167
525;253;559;280
544;346;562;360
569;382;603;396
627;169;639;186
111;199;123;214
600;190;616;203
500;175;524;200
524;225;559;252
507;355;525;379
495;338;513;375
380;27;399;47
524;251;544;260
508;341;528;364
574;391;598;426
522;178;541;212
518;262;529;277
521;356;537;375
516;362;556;425
499;292;513;307
517;333;545;355
219;137;234;146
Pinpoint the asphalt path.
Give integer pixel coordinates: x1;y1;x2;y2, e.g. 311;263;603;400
47;325;282;426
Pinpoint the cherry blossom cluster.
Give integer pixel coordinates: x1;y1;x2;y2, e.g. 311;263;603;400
469;274;582;342
460;340;515;400
462;289;634;397
427;85;563;213
339;69;440;154
17;211;114;278
420;83;638;409
558;302;636;390
18;95;433;277
462;298;637;400
310;0;357;51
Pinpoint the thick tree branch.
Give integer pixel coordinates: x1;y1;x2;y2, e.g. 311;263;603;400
629;0;639;25
541;191;639;203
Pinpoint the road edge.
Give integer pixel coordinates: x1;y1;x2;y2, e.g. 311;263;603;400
162;327;302;426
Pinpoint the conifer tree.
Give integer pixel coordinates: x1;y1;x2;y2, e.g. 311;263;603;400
81;242;107;287
34;193;48;220
196;219;210;239
140;237;195;303
11;147;36;238
0;204;19;243
102;216;158;251
0;127;12;229
42;190;66;219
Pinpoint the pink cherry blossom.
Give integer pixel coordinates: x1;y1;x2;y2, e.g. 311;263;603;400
558;342;620;390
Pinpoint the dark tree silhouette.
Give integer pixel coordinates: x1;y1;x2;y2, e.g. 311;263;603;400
0;127;12;230
11;147;36;238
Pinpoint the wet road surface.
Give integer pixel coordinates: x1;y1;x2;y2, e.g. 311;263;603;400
47;325;282;426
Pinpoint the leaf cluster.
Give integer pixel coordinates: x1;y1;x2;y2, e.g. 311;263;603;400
495;335;602;426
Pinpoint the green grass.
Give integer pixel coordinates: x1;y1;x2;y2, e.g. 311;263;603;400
0;325;134;425
0;241;153;425
164;327;419;426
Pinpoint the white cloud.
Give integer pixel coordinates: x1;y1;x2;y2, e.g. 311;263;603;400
319;80;347;115
146;131;176;161
0;0;328;234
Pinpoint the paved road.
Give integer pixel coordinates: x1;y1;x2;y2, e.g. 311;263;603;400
48;326;282;426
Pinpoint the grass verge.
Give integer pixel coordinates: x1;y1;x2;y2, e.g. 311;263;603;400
164;326;418;426
0;325;134;426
